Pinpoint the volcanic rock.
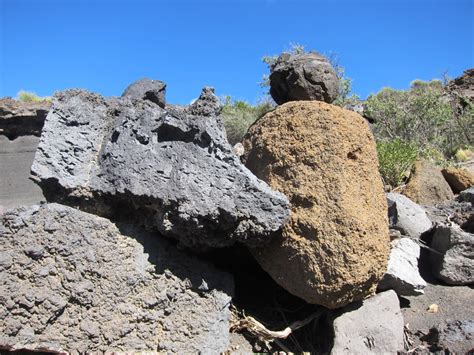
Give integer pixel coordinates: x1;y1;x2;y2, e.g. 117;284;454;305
442;167;474;194
430;224;474;285
188;86;222;117
0;203;233;353
403;160;454;205
269;52;339;105
331;290;404;354
242;101;389;308
386;192;432;238
0;97;50;139
122;78;166;108
31;89;289;249
378;237;426;296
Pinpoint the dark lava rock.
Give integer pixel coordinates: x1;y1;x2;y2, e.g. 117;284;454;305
0;98;50;139
31;89;289;249
122;78;166;108
269;52;339;105
0;203;233;353
188;86;223;117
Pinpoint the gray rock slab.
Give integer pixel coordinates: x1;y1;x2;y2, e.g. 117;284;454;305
387;192;432;238
458;186;474;204
331;290;404;354
430;224;474;285
31;89;290;249
0;135;45;209
378;238;426;296
0;203;233;353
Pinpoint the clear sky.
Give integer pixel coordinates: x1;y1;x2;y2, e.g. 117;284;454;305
1;0;473;104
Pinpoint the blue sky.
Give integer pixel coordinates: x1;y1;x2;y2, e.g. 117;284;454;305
1;0;473;104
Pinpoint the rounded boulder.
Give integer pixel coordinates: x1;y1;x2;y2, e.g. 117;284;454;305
242;101;389;309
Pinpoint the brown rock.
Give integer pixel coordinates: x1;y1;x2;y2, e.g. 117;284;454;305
0;97;50;138
403;160;454;205
242;101;389;309
441;167;474;193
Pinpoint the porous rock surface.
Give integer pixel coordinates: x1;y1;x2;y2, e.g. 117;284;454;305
31;89;289;249
441;166;474;194
403;160;454;205
0;98;50;139
378;237;426;296
122;78;166;108
430;224;474;285
331;290;404;354
0;203;233;353
386;192;432;238
269;52;339;104
242;101;389;308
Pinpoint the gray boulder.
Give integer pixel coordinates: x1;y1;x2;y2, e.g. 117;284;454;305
331;290;404;354
387;192;432;238
378;238;426;296
430;224;474;285
122;78;166;108
269;52;339;105
458;186;474;204
31;89;289;249
0;203;233;353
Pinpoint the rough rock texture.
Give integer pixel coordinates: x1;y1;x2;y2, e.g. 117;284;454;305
122;78;166;108
424;199;474;233
31;89;289;249
269;52;339;105
378;238;426;296
0;98;50;139
242;101;389;308
441;167;474;194
426;320;474;353
430;224;474;285
403;160;454;205
188;86;222;117
0;203;233;353
331;290;404;354
447;68;474;103
386;192;432;238
459;186;474;204
0;136;45;209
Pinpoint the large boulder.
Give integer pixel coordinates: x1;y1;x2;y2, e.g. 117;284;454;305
0;97;50;139
0;136;45;209
386;192;432;238
331;290;404;354
442;167;474;194
269;52;339;105
459;186;474;204
31;89;289;249
122;78;166;108
242;101;389;308
0;203;233;353
430;224;474;285
403;160;454;205
378;238;426;296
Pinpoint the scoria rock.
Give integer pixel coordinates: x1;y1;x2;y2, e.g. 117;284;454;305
31;89;289;249
442;167;474;194
242;101;389;308
122;78;166;108
0;203;233;353
269;52;339;104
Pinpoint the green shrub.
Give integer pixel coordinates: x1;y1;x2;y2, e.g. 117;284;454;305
221;97;273;145
376;139;419;188
17;90;51;103
365;80;473;157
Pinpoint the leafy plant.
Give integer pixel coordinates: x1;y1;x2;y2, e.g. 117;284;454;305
376;139;419;188
17;90;51;103
221;96;274;145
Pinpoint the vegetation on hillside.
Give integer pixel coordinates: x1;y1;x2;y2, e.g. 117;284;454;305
16;90;51;103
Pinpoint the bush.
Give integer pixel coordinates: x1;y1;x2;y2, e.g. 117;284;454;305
365;80;473;157
376;139;419;188
17;90;51;103
221;97;273;145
